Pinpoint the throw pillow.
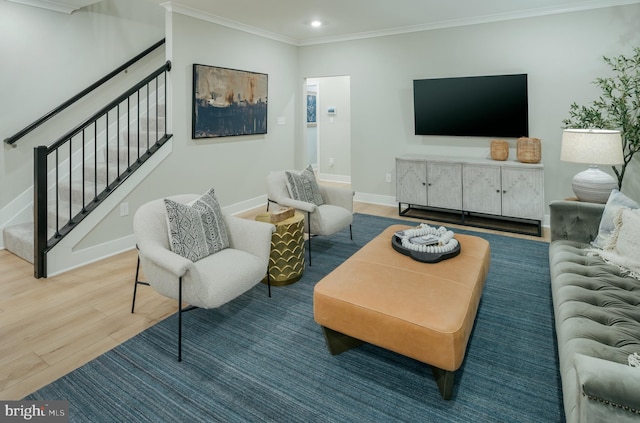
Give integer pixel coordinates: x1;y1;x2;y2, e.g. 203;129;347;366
592;189;640;248
285;165;324;206
599;207;640;280
164;188;230;262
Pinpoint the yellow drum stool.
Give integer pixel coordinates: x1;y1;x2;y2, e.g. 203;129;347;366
255;211;305;285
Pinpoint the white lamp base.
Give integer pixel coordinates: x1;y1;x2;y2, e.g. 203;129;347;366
571;166;618;204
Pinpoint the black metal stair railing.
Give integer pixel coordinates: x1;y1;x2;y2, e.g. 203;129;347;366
4;39;166;147
33;60;172;278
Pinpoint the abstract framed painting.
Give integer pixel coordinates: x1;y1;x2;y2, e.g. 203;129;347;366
192;64;268;139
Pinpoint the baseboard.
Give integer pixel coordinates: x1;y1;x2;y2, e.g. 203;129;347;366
318;173;351;184
46;235;136;278
223;194;268;216
354;192;396;207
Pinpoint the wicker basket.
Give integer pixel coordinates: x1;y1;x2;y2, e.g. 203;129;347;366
516;137;541;163
269;207;295;223
490;140;509;161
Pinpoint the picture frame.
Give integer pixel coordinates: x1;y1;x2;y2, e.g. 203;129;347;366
192;64;268;139
307;93;317;125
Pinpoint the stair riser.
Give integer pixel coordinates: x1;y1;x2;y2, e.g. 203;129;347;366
138;116;165;131
117;131;164;148
57;180;99;206
106;145;145;167
83;163;123;185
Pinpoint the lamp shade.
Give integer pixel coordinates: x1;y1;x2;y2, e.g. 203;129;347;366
560;128;623;203
560;129;623;165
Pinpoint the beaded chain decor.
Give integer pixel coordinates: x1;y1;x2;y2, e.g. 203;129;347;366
398;224;459;254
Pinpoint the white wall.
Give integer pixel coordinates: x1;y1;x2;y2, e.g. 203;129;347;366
298;4;640;208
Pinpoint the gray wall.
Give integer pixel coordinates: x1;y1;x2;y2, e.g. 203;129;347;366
298;4;640;207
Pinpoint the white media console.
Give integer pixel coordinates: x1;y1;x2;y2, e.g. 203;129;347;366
396;154;544;236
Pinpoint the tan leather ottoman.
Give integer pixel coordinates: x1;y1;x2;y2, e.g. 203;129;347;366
313;224;490;400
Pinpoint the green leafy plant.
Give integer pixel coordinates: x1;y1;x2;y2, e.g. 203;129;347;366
563;47;640;189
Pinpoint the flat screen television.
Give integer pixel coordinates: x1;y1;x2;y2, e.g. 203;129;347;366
413;74;528;138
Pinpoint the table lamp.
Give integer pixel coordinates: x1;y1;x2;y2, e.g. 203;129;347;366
560;129;624;203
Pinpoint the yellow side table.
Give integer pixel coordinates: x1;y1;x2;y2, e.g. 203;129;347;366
255;211;305;285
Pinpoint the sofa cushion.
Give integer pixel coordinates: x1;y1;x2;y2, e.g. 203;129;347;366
550;240;640;364
285;165;324;206
592;189;639;248
164;187;229;262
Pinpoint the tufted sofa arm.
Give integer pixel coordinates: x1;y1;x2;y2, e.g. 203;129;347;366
549;200;605;243
575;354;640;423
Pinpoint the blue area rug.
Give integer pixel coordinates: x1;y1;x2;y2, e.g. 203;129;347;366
27;214;564;422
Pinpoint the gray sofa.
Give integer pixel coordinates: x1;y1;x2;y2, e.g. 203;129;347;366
549;200;640;423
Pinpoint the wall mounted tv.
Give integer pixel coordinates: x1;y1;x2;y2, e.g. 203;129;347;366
413;74;528;138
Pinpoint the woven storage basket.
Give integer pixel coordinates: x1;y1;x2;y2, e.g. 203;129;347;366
516;137;541;163
490;140;509;161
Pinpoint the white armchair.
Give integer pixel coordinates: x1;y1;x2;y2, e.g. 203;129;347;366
131;193;275;361
266;169;354;265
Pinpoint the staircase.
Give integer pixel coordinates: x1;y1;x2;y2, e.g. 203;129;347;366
1;42;171;278
3;107;166;265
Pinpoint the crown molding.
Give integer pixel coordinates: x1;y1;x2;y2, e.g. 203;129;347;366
160;1;297;46
298;0;640;46
6;0;100;14
163;0;640;47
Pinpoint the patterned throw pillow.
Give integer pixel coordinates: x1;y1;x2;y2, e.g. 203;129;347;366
164;188;230;262
592;190;640;248
599;207;640;280
285;165;324;206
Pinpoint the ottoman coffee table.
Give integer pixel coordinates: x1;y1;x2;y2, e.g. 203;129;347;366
313;224;490;400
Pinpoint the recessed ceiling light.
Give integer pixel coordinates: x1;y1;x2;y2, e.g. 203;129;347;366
310;20;323;28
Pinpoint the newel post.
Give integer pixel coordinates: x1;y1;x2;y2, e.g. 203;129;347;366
33;146;48;278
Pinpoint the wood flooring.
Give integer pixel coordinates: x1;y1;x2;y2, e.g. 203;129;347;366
0;199;549;400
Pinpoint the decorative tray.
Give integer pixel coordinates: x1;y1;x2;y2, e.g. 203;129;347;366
391;227;461;263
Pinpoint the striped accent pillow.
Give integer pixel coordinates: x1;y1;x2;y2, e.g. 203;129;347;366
285;165;324;206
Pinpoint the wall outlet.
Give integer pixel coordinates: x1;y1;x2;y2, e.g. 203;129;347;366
329;157;334;167
120;202;129;217
385;173;392;183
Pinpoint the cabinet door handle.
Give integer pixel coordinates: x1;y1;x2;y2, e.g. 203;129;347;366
428;183;432;186
422;182;426;186
496;189;500;193
503;190;507;194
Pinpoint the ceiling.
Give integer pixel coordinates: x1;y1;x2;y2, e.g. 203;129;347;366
10;0;640;45
149;0;640;45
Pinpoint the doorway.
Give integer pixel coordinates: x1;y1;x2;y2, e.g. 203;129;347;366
305;76;351;183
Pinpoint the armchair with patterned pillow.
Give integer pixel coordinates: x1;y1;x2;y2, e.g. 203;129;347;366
266;166;354;265
131;188;275;361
